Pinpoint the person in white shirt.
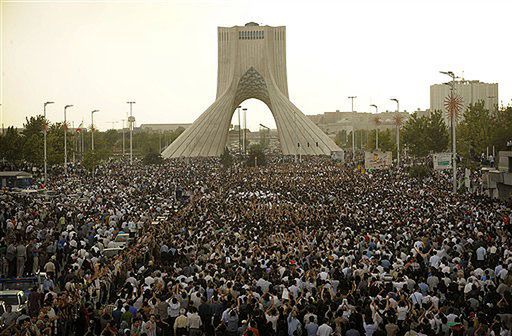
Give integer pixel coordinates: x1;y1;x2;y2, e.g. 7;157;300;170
316;322;333;336
476;246;487;266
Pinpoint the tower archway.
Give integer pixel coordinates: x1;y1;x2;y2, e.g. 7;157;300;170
162;23;341;158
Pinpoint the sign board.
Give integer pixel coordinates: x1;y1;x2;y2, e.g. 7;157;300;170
364;151;392;169
331;150;345;162
433;153;452;170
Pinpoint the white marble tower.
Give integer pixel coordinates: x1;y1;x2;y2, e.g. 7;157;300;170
162;23;341;158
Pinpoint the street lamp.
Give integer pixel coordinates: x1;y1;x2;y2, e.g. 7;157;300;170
242;108;247;155
237;106;242;156
440;70;459;193
370;104;379;150
390;98;400;166
91;110;99;151
127;101;136;164
348;96;357;158
121;119;126;156
43;101;54;186
63;105;73;173
259;123;270;148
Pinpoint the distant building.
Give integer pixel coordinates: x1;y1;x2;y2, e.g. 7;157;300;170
307;110;425;136
139;124;191;133
430;80;498;123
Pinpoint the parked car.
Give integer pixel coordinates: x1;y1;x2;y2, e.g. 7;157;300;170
107;233;131;249
0;290;27;312
102;247;125;258
0;274;44;296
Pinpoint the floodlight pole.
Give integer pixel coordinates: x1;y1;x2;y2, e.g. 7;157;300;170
440;71;458;193
348;96;357;160
43;102;54;186
391;98;400;166
91;110;99;151
64;105;73;173
127;101;136;164
370;104;379;150
237;106;242;156
121;119;126;156
242;108;247;155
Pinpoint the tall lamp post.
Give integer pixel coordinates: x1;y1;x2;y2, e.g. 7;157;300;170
242;108;247;155
64;105;73;173
43;101;54;186
91;110;99;151
237;106;242;156
121;119;126;156
390;98;400;166
440;71;461;194
348;96;357;158
259;123;270;148
370;104;379;150
127;101;136;164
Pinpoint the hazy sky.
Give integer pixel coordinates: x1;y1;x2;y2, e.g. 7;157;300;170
1;0;511;131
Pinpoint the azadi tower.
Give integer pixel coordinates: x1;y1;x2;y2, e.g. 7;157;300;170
162;23;341;158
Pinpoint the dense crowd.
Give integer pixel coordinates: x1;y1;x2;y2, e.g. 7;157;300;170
0;157;511;336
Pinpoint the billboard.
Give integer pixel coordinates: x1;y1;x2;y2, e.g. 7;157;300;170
433;153;452;170
364;151;392;169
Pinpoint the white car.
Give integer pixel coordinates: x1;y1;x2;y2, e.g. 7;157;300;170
102;247;125;257
0;290;27;312
106;233;131;249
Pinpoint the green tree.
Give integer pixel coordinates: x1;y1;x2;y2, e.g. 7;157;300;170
402;111;448;157
22;115;46;139
367;128;394;152
220;147;233;168
457;101;495;160
104;129;120;152
246;144;266;167
335;131;345;147
21;116;46;165
492;106;512;151
82;148;109;171
47;123;65;165
143;148;163;165
0;127;23;162
427;109;449;153
82;150;99;171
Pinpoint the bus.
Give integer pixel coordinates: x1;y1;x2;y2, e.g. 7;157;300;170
0;171;33;189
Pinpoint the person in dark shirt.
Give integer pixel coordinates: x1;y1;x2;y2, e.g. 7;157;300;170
112;301;124;329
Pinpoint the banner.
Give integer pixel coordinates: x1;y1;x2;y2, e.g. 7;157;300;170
433;153;452;170
364;151;392;169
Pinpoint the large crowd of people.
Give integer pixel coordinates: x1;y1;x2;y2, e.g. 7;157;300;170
0;156;511;336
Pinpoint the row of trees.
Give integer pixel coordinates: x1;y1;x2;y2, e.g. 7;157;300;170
0;115;184;168
335;104;512;160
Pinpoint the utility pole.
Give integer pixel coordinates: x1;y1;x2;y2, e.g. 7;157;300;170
440;71;461;193
121;119;126;157
81;119;84;160
390;98;400;166
242;108;247;155
91;110;99;151
43;101;54;186
348;96;357;160
64;105;73;173
73;121;76;163
370;104;379;150
237;106;242;156
127;101;136;164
